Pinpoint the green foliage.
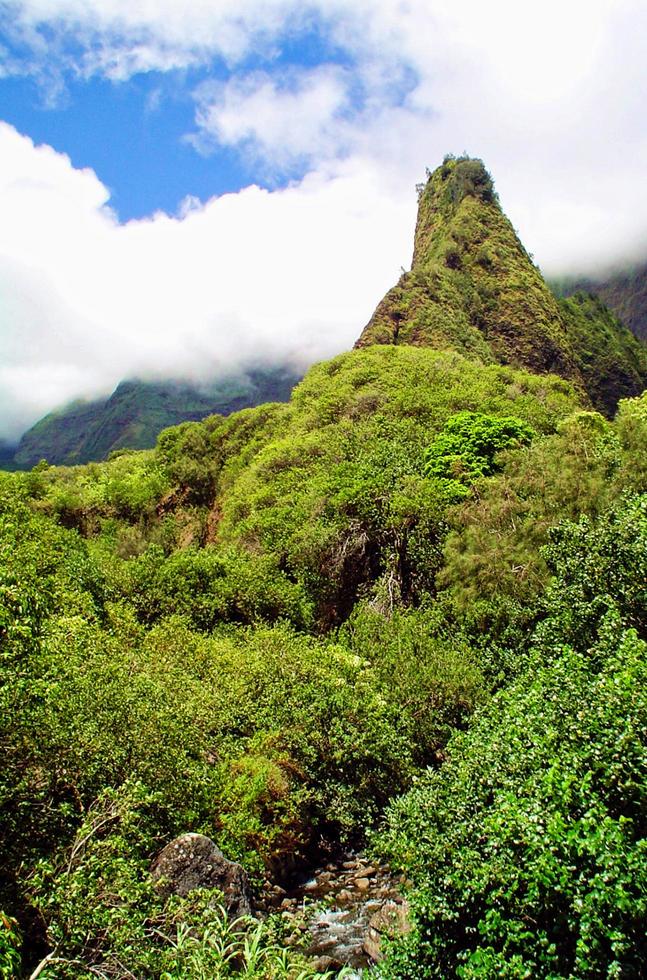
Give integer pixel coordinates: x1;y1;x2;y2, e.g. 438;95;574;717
439;408;637;609
217;347;578;622
559;292;646;415
437;155;497;208
424;411;534;498
376;495;647;978
0;912;20;980
156;420;220;506
0;480;483;967
27;783;340;979
551;257;647;341
116;544;312;631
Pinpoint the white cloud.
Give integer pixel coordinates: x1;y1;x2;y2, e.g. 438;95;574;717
0;0;317;75
1;0;647;440
0;122;414;441
190;66;351;168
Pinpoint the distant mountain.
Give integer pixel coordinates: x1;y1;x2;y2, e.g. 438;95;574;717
356;155;647;414
551;259;647;341
0;441;17;469
9;367;302;469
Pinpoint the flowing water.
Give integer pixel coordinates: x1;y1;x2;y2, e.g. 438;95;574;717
270;854;408;973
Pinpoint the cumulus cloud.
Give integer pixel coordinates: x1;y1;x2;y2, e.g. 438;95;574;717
1;0;647;439
190;66;351;168
0;123;413;441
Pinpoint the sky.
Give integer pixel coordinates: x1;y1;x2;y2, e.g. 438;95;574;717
1;0;647;442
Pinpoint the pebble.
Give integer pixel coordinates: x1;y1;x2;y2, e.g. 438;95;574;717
354;878;370;892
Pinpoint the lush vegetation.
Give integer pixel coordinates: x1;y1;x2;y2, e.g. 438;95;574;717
1;157;646;978
358;156;646;415
9;368;300;470
377;495;647;979
553;258;647;341
559;292;646;414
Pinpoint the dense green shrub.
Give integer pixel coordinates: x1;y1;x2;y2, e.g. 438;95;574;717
376;495;647;978
424;411;534;498
439;409;635;608
116;544;313;630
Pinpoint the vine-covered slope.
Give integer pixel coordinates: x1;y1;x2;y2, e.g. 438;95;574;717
357;156;647;414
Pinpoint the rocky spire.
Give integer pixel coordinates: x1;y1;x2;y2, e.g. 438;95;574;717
356;155;581;381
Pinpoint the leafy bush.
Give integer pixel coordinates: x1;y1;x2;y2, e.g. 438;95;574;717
118;544;313;631
376;495;647;978
28;783;344;979
424;411;534;498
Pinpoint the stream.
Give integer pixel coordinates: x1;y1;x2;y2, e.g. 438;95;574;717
262;854;409;974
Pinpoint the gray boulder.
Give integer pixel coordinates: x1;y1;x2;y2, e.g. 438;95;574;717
151;833;252;918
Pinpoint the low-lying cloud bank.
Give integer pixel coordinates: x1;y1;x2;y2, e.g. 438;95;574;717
0;123;413;441
2;0;647;441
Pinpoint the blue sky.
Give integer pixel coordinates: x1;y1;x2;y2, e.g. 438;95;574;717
0;12;363;218
1;0;646;440
0;14;352;221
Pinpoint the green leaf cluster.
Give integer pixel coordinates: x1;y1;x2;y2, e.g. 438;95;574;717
376;495;647;979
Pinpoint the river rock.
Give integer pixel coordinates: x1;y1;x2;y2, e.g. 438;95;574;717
358;866;377;878
363;900;411;962
151;833;252;918
312;955;344;973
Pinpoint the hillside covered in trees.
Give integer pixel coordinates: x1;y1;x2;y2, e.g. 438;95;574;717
552;258;647;341
6;368;302;470
1;157;646;979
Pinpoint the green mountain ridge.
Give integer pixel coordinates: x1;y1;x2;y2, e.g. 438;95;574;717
357;155;647;415
552;257;647;340
1;155;646;979
9;367;302;469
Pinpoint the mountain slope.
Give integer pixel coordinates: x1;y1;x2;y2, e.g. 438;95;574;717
552;259;647;340
356;155;646;414
11;368;301;469
557;292;646;414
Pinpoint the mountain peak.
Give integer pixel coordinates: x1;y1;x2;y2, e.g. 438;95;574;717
355;155;646;414
412;155;498;266
356;154;579;380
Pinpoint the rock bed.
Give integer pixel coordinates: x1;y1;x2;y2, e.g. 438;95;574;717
262;854;409;974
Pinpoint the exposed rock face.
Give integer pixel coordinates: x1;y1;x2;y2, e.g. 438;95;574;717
151;833;252;918
363;899;411;962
